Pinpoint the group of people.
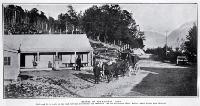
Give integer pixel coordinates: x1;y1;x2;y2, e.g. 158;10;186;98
93;58;109;84
93;52;140;84
93;57;130;84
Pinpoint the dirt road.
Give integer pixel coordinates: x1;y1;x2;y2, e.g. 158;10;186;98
127;59;197;96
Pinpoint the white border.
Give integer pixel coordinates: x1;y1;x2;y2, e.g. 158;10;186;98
0;0;199;106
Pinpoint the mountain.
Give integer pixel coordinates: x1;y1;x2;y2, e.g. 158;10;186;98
167;21;196;49
143;21;196;50
143;31;165;49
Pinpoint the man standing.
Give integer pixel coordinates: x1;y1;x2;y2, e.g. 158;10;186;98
76;55;81;71
103;62;111;83
48;61;52;68
93;57;101;84
32;60;37;69
93;60;101;84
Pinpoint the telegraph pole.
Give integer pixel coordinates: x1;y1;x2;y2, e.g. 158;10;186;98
165;31;168;56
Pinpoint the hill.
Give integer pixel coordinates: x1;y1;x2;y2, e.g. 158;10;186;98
143;21;196;50
143;31;165;49
167;21;196;49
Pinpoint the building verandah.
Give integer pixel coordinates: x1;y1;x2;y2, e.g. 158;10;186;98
20;51;93;70
4;34;94;80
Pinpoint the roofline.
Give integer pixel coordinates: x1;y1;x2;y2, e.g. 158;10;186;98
20;50;93;53
4;34;94;52
4;49;18;53
4;34;87;36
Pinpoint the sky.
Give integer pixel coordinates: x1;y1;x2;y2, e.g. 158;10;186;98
13;4;197;34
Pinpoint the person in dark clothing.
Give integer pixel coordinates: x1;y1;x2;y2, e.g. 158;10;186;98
48;61;52;68
32;60;37;69
113;62;119;80
120;60;127;77
93;57;101;84
76;55;81;71
103;62;111;83
93;61;101;84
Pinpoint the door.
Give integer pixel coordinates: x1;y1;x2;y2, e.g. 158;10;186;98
20;54;25;67
25;55;34;68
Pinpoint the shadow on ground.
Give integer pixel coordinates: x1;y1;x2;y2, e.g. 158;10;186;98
132;66;197;96
73;73;95;84
18;74;33;80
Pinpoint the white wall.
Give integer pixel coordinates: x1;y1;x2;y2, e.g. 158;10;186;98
88;51;93;66
61;52;93;66
25;55;34;68
3;51;19;80
38;54;54;68
62;55;72;63
21;52;93;69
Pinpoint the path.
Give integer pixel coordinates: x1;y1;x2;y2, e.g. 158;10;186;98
127;58;197;96
76;70;154;97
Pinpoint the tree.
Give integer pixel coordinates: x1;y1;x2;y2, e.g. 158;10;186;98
67;5;79;30
81;5;102;39
3;4;145;49
58;13;67;33
4;5;51;34
184;24;197;63
29;8;39;24
57;5;80;34
81;4;141;47
4;5;26;34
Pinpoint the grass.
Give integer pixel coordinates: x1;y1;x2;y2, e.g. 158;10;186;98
4;70;93;98
132;66;197;96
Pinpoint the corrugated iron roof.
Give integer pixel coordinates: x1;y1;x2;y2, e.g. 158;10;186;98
4;34;93;53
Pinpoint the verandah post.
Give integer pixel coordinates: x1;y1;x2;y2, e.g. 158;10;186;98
74;51;77;70
37;52;39;68
91;51;93;66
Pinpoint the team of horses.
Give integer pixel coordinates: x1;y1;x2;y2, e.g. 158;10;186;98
93;55;140;83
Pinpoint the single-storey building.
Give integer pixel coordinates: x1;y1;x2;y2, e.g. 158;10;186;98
3;34;94;80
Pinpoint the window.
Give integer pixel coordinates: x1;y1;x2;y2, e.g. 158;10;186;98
4;57;11;65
